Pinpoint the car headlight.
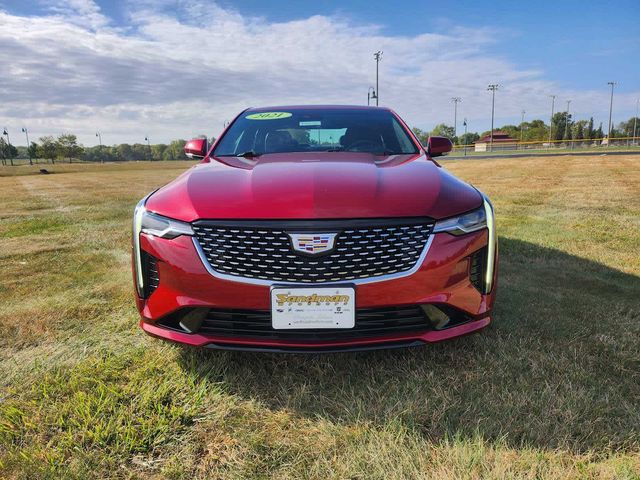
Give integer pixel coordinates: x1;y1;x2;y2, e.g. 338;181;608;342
133;195;193;297
482;194;496;294
433;207;487;235
433;195;497;294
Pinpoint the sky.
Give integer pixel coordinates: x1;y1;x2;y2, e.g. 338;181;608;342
0;0;639;146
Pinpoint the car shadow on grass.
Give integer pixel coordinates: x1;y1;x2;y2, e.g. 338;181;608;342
178;238;640;453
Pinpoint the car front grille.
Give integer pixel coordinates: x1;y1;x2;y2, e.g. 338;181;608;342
176;305;431;341
191;219;434;283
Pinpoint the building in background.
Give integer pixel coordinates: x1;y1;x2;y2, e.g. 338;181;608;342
474;131;516;152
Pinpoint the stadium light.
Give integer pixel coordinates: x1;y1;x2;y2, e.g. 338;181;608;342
607;81;616;142
487;85;499;152
2;128;13;166
451;97;462;139
463;118;468;157
566;100;572;148
96;132;103;163
21;127;32;165
548;95;556;147
373;51;382;106
634;98;639;147
145;136;152;161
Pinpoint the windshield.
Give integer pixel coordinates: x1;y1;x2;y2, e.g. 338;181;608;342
213;108;419;156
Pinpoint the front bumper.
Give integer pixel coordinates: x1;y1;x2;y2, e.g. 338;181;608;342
135;228;497;352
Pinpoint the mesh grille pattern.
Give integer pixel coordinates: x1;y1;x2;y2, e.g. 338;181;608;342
192;219;434;283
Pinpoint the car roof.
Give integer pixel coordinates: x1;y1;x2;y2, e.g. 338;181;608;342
245;105;392;112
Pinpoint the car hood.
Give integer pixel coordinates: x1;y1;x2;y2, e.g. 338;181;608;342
145;152;482;222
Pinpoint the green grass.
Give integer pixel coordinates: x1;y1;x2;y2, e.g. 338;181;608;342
1;157;639;478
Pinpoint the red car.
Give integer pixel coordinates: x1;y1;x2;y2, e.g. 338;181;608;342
133;106;497;352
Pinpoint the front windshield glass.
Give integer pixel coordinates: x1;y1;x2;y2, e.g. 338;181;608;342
213;108;419;156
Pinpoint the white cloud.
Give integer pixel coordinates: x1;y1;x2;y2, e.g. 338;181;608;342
0;1;637;146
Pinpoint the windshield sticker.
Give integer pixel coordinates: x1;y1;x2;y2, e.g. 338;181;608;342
299;120;321;126
246;112;292;120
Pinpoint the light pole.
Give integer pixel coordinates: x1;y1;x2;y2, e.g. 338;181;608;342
463;118;468;157
373;51;382;106
451;97;461;139
548;95;556;148
633;98;639;147
565;100;572;148
487;84;498;152
520;110;526;149
21;127;32;165
95;132;103;163
607;81;616;144
2;128;13;166
367;87;377;106
145;136;152;161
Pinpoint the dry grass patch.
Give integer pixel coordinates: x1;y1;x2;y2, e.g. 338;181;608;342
1;157;639;479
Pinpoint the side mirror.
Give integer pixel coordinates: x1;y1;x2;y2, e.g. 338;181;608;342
427;136;453;157
184;138;208;159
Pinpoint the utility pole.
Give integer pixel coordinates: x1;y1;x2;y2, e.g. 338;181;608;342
565;100;572;148
548;95;556;148
95;132;103;163
145;136;152;161
463;118;468;157
487;84;498;152
520;110;526;149
607;81;616;144
633;98;639;147
451;97;461;139
21;127;32;165
373;51;383;106
2;128;13;166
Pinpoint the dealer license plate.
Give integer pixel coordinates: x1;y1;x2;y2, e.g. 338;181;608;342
271;286;355;329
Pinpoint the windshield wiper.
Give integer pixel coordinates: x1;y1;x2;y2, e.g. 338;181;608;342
324;147;344;152
236;150;262;158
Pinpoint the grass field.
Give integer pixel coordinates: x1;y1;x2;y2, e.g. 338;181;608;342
1;156;639;479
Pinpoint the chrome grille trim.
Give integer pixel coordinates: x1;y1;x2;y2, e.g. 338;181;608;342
191;219;435;286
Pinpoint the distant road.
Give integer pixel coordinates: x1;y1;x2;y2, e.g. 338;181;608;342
447;150;640;160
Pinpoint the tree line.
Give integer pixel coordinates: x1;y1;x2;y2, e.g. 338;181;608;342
412;116;640;146
0;133;213;165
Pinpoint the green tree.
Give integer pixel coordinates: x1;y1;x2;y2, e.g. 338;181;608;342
563;114;573;141
152;144;167;160
617;117;640;138
585;117;594;140
458;132;479;145
28;142;38;161
430;124;456;142
115;143;133;161
38;136;57;163
0;138;18;166
411;127;429;146
496;124;520;140
163;140;187;160
595;122;604;139
551;112;569;141
56;134;83;163
572;120;587;140
131;143;149;160
517;119;548;142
